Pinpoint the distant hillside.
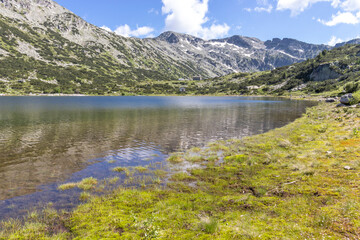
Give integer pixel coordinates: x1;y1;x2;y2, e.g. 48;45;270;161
0;0;336;95
203;43;360;96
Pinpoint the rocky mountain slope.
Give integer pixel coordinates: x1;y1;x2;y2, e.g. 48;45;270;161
150;32;331;74
200;44;360;96
0;0;351;95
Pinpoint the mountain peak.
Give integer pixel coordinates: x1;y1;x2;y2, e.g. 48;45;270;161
212;35;263;49
335;38;360;48
156;31;204;44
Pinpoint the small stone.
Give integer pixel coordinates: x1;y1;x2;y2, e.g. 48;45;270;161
325;98;336;103
336;103;346;107
326;151;332;154
344;166;352;170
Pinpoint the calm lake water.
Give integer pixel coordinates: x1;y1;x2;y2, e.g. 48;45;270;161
0;96;316;220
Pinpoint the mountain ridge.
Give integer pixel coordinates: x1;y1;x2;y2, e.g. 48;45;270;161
0;0;358;95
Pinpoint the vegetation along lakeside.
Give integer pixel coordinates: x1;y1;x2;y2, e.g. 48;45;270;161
1;100;360;239
2;0;360;238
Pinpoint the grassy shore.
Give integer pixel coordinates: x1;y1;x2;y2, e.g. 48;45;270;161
1;103;360;239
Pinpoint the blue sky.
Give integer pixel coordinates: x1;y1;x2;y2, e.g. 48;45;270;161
54;0;360;45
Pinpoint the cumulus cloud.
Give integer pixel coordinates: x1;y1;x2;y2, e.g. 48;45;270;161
327;35;343;46
161;0;230;39
101;26;112;32
277;0;360;16
276;0;360;28
341;0;360;11
101;24;154;38
277;0;327;16
318;11;360;26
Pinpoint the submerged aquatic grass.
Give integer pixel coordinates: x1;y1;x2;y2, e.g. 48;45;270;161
77;177;98;191
58;177;98;192
58;183;77;191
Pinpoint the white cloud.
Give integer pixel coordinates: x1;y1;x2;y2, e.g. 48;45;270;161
148;8;159;15
327;35;343;45
254;5;273;13
318;11;360;26
161;0;230;39
277;0;328;16
276;0;360;29
331;0;341;8
131;26;155;37
341;0;360;11
277;0;360;16
101;25;154;38
201;24;230;39
112;24;154;37
101;26;112;32
114;24;132;37
245;0;273;13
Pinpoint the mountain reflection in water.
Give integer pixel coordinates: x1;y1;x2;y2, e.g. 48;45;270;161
0;96;316;218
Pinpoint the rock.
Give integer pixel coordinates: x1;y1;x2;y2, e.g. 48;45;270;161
340;93;353;105
325;98;336;103
336;103;347;107
344;166;352;170
310;64;341;81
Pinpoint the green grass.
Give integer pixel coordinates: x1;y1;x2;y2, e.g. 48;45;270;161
2;103;360;239
58;182;77;191
113;167;127;173
77;177;98;191
58;177;98;191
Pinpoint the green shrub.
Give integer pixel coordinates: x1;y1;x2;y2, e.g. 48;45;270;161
350;90;360;104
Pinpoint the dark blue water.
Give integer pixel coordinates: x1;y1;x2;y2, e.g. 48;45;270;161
0;96;316;220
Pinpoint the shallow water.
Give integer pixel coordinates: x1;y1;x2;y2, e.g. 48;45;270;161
0;96;316;219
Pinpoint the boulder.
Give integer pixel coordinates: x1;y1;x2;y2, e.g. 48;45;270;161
340;93;353;105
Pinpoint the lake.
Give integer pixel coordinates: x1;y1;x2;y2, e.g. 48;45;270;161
0;96;316;219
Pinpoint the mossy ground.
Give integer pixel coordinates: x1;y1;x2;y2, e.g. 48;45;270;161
1;103;360;239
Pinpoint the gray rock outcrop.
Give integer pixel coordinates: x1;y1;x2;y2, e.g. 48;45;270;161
310;64;341;81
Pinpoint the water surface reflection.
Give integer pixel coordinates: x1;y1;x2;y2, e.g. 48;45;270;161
0;96;316;219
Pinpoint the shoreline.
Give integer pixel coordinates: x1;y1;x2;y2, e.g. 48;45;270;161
0;93;328;101
2;102;359;238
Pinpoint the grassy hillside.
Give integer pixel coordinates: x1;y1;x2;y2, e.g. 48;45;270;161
3;42;357;97
88;43;360;97
0;14;200;95
1;7;359;97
